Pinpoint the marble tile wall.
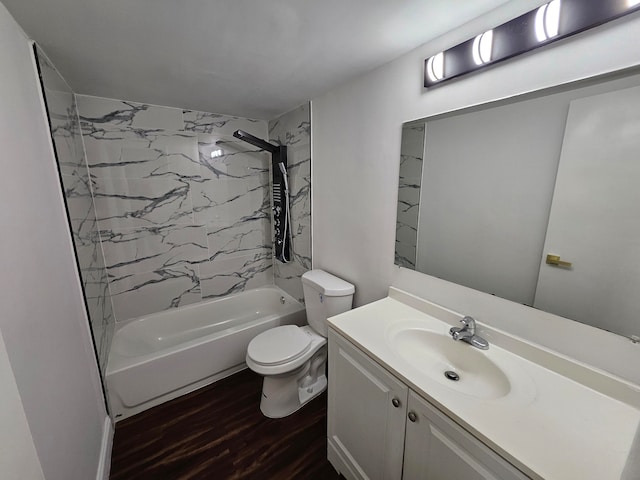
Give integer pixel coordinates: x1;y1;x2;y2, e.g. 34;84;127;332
36;49;115;378
395;123;425;269
268;104;312;302
77;96;273;321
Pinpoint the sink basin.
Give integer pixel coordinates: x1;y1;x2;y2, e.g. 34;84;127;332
388;325;511;399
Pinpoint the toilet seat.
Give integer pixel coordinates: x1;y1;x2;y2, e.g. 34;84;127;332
246;325;327;376
247;325;311;366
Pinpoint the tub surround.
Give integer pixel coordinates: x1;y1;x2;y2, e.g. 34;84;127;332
328;288;640;479
77;95;274;321
268;103;312;303
36;49;115;378
34;48;316;431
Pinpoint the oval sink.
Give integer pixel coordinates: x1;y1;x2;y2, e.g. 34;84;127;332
389;327;511;399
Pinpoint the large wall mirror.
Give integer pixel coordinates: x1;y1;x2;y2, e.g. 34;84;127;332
396;67;640;341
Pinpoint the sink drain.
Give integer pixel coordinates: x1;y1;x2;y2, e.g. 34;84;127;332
444;370;460;381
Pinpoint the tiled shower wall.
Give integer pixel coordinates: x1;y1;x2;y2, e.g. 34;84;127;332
269;104;312;302
77;96;273;321
36;49;115;375
395;123;425;269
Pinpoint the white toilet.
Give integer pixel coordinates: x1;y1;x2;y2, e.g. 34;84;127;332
246;270;355;418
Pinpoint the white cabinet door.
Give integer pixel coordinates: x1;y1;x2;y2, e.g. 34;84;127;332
403;391;529;480
534;84;640;338
328;330;408;480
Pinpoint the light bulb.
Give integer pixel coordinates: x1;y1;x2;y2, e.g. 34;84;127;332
426;52;444;82
472;30;493;65
536;0;561;42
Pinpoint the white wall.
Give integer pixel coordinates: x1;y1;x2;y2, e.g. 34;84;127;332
311;1;640;380
0;2;108;479
0;330;44;480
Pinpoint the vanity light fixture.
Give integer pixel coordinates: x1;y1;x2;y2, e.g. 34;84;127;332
424;0;640;88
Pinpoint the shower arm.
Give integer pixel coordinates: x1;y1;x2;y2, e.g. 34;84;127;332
233;130;279;154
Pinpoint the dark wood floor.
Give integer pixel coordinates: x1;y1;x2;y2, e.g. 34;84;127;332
110;369;343;480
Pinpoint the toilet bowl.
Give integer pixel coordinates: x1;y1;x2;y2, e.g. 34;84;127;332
246;270;355;418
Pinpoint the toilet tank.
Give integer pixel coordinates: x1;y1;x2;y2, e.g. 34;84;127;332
301;270;355;337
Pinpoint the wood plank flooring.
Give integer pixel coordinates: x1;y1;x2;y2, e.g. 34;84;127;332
110;369;343;480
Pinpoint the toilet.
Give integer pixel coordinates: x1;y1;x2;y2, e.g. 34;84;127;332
246;270;355;418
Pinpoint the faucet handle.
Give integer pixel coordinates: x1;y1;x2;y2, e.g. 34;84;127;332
460;316;476;333
460;316;475;326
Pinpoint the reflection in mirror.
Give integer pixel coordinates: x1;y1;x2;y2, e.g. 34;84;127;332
396;68;640;340
396;123;425;269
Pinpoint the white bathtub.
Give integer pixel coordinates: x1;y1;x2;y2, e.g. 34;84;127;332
106;286;306;420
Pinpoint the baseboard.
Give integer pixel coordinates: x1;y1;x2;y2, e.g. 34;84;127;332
96;416;114;480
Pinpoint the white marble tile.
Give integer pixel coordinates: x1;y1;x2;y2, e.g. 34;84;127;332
93;176;194;228
62;172;94;225
192;134;270;226
396;123;424;270
82;129;200;180
77;94;276;321
109;263;201;321
274;260;307;304
206;217;271;261
200;250;272;299
395;239;417;270
48;102;85;175
77;95;184;131
100;224;208;277
183;110;266;136
396;203;419;233
401;123;426;156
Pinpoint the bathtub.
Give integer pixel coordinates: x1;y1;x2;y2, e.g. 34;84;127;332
106;286;306;420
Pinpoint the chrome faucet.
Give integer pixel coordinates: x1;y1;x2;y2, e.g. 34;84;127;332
449;316;489;350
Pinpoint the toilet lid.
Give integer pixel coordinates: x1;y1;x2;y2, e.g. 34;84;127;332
247;325;311;366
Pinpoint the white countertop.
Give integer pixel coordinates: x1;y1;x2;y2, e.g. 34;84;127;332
328;288;640;480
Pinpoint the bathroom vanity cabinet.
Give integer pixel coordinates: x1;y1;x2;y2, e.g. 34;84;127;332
326;289;639;480
327;330;529;480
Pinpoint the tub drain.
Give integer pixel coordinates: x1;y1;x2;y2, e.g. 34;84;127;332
444;370;460;381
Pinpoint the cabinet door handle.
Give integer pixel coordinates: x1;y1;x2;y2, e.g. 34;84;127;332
392;397;401;408
408;411;418;422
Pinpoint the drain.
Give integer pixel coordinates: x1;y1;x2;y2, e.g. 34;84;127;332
444;370;460;381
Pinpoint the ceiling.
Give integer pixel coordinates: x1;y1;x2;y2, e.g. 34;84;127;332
3;0;513;119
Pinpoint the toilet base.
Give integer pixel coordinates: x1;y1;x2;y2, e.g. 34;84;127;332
259;351;327;418
298;374;327;405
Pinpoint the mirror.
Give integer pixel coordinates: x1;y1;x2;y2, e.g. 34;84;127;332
396;67;640;340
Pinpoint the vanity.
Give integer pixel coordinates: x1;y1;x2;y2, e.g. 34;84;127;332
326;287;640;480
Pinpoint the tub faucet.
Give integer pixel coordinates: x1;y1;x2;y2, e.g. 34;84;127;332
449;316;489;350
